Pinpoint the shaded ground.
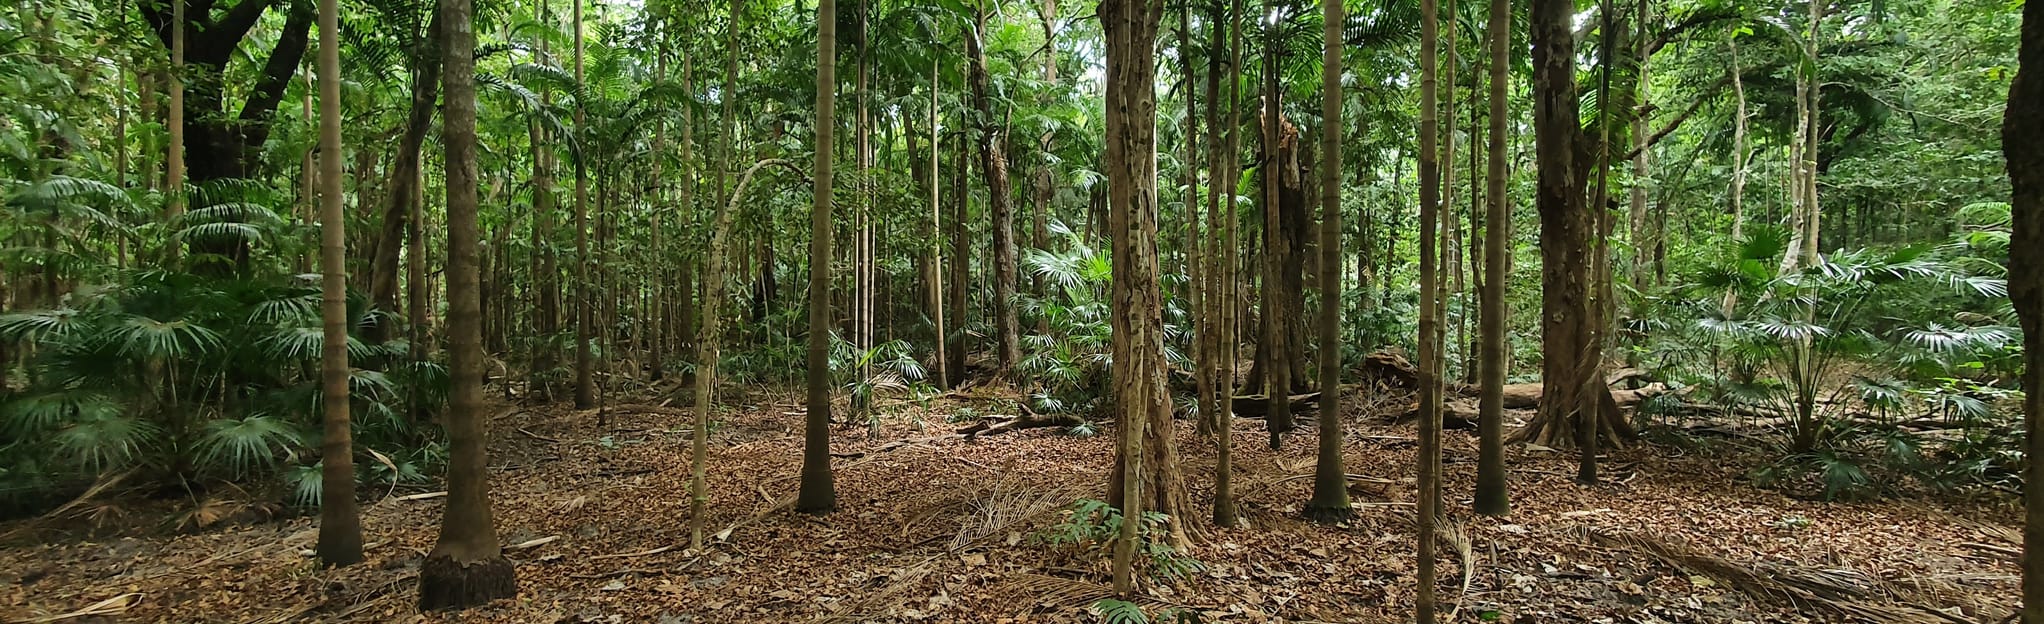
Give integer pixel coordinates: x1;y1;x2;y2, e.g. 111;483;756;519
0;385;2022;623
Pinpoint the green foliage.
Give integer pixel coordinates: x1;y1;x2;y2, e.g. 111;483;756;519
1039;499;1204;582
1092;599;1200;624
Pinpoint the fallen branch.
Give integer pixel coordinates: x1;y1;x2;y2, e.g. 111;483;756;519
505;535;561;551
955;413;1083;438
591;545;679;561
1235;472;1399;502
395;490;447;501
610;403;692;417
516;428;561;443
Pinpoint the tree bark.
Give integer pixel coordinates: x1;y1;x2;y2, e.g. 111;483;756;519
1514;0;1629;451
2000;1;2042;620
571;0;596;409
1100;0;1174;595
929;60;948;390
966;1;1022;374
1212;0;1245;530
367;14;443;343
313;0;361;567
418;0;516;606
799;0;838;515
1416;0;1444;618
1304;0;1349;524
1474;0;1511;517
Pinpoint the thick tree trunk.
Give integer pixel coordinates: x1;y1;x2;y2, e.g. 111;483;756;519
313;0;361;567
799;0;838;515
418;0;517;607
1100;0;1177;596
1515;0;1626;451
141;0;312;270
2001;1;2042;620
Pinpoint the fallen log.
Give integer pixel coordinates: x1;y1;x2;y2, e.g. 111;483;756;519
955;413;1085;438
1226;391;1323;417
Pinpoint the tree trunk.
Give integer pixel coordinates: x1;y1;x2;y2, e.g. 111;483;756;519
1416;0;1444;618
966;2;1022;374
693;159;788;544
1473;0;1511;517
1259;5;1293;448
417;0;517;606
313;0;362;567
1514;0;1628;451
1580;0;1619;485
368;14;443;343
947;112;970;385
1304;0;1349;524
2001;1;2042;620
571;0;595;409
1723;32;1747;315
1101;0;1177;595
799;0;838;515
929;60;948;390
141;0;312;270
1212;0;1245;530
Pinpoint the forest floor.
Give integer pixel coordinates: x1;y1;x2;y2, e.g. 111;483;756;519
0;382;2024;624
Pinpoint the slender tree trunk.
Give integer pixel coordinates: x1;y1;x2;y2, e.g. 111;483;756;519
679;52;697;360
1416;0;1445;619
1181;3;1210;440
165;0;185;255
1211;0;1244;530
1196;0;1225;438
1100;0;1171;595
313;0;362;566
1034;0;1058;330
571;0;595;409
369;15;444;344
693;159;786;545
1304;0;1349;523
1473;0;1511;517
1723;33;1747;315
1800;0;1822;266
966;0;1022;373
2002;2;2042;621
417;0;517;606
1580;0;1619;485
799;0;839;515
929;60;948;390
409;165;430;360
1259;0;1292;448
948;115;970;386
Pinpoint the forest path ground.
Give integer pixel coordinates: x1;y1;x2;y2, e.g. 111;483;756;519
0;384;2022;623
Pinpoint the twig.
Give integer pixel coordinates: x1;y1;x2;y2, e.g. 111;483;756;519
516;427;561;443
590;544;679;561
505;535;561;551
395;490;447;501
